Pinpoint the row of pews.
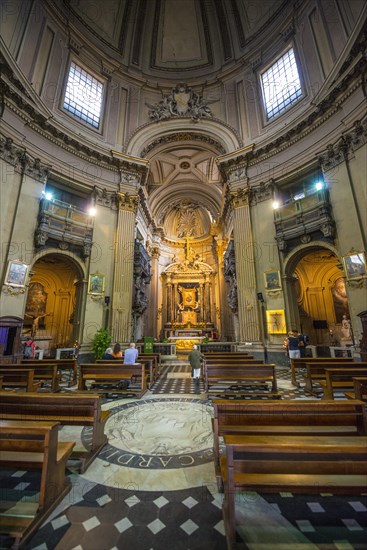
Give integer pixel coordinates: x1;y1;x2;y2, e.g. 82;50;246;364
202;352;367;401
203;353;280;399
0;353;161;548
212;399;367;547
290;357;367;399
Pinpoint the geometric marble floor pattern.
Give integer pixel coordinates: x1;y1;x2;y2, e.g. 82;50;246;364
1;361;367;549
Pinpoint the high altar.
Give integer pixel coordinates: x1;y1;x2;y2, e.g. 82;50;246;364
162;237;216;350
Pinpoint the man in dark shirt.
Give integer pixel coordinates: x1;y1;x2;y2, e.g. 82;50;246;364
188;344;203;384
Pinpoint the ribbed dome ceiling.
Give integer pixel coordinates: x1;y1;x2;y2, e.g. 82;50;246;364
67;0;288;80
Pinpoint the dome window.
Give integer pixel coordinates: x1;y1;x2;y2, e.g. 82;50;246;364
260;48;302;121
63;61;104;129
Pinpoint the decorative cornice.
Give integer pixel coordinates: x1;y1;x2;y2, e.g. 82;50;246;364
319;117;367;170
0;135;51;182
229;187;250;209
92;187;118;209
250;181;274;205
117;192;139;213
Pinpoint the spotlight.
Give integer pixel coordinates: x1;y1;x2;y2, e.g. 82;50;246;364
272;201;280;209
88;207;96;216
315;181;323;191
44;192;53;200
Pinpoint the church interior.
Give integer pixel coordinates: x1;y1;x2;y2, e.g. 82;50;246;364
0;0;367;548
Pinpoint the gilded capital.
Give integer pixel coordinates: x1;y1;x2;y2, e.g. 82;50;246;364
117;192;139;213
230;188;250;208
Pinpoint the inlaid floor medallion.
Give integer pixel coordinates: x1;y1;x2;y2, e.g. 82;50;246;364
82;398;213;469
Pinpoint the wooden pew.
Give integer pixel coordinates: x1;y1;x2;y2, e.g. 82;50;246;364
212;399;367;489
21;358;78;386
203;358;262;390
0;420;74;549
138;352;161;377
345;377;367;401
203;353;253;359
221;433;367;546
0;392;110;473
79;363;147;398
96;358;156;389
290;357;353;386
0;368;38;392
303;362;367;396
320;368;367;399
5;364;60;392
205;364;279;398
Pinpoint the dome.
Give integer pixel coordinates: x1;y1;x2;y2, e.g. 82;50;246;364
65;0;290;81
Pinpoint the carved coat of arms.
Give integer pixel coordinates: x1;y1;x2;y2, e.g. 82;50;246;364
147;83;216;123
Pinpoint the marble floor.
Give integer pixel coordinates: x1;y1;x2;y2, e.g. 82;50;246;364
1;363;366;549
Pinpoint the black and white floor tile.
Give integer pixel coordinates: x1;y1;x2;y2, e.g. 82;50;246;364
1;361;366;549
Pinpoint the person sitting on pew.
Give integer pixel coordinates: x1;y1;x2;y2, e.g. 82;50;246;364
124;342;139;364
102;347;114;360
112;343;122;359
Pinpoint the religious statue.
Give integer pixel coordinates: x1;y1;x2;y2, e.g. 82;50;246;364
340;315;353;344
24;312;53;337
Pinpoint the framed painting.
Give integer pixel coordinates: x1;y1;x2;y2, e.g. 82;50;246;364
266;309;286;334
264;270;282;291
343;252;367;280
4;260;30;287
88;273;105;295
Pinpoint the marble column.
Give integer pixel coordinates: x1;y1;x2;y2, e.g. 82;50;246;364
111;193;139;343
199;283;204;323
204;278;211;323
231;189;261;342
166;280;173;323
146;244;159;338
215;238;228;338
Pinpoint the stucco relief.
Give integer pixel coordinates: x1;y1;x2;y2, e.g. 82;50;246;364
147;84;215;123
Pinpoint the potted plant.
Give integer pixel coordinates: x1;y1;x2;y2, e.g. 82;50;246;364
91;328;111;359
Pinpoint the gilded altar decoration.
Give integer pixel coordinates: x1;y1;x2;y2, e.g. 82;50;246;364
179;286;196;308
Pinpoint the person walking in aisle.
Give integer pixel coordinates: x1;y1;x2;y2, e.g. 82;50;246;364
188;344;203;386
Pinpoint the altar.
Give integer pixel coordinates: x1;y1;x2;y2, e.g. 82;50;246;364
168;335;205;351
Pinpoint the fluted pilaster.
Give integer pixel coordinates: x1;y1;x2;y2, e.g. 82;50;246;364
231;188;261;342
111;193;139;342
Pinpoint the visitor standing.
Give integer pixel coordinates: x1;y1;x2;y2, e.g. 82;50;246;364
285;329;303;359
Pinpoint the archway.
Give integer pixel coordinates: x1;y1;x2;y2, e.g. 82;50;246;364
283;245;352;348
24;252;85;355
128;119;241;341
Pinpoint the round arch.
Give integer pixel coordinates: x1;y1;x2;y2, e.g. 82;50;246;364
125;118;242;158
26;249;87;350
282;241;349;346
283;241;342;277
